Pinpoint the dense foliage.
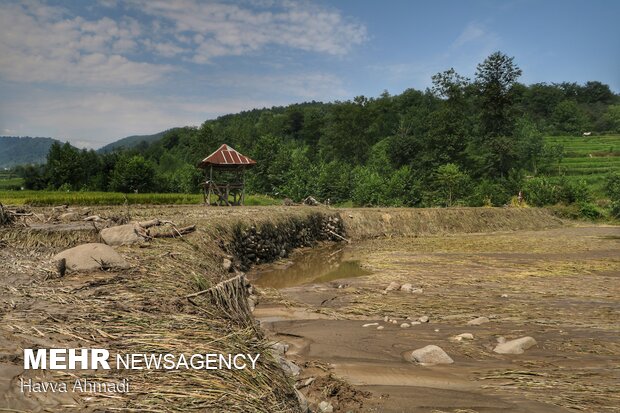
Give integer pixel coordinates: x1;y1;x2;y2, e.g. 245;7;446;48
14;52;620;209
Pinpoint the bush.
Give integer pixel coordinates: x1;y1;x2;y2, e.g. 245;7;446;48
523;177;559;206
578;202;602;220
605;172;620;218
558;178;591;204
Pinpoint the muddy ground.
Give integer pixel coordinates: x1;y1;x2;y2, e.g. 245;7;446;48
0;205;617;412
253;226;620;413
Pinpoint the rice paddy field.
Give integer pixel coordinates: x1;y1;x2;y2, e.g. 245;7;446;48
0;190;279;206
545;134;620;196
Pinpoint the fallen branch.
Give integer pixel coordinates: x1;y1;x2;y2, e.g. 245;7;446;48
327;229;350;244
138;218;161;228
152;224;196;238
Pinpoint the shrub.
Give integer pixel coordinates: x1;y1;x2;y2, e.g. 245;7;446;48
523;177;559;206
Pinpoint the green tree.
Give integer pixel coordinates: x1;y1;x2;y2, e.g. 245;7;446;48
110;155;156;193
434;163;471;206
552;100;588;134
475;51;523;137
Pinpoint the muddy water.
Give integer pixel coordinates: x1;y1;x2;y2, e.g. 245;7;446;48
249;243;370;289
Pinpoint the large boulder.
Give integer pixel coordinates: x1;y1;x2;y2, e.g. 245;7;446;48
53;243;130;272
100;224;143;246
493;337;537;354
407;345;453;365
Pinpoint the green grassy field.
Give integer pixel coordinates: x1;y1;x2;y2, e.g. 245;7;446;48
0;170;23;190
0;190;280;206
544;134;620;197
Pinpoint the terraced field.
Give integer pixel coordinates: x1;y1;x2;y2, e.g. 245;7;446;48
545;134;620;196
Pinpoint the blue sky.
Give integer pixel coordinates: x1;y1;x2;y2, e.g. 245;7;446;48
0;0;618;148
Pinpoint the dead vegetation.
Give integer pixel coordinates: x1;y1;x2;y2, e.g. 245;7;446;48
0;205;604;412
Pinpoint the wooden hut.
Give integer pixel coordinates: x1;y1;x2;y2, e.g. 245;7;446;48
197;144;256;206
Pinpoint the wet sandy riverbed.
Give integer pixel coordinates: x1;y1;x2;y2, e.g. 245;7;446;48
252;226;620;413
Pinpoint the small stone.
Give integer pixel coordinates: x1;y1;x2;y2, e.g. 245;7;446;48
493;336;537;354
467;316;490;326
408;345;453;365
400;323;411;328
451;333;474;342
318;401;334;413
362;323;379;328
410;321;421;326
400;283;414;292
391;320;398;324
59;212;79;222
222;258;232;272
278;357;301;376
500;294;508;298
418;316;429;323
376;326;384;330
270;342;289;355
383;316;389;322
410;288;424;294
385;282;400;292
295;389;310;413
434;329;440;332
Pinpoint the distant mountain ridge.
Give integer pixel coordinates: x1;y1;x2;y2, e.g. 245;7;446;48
97;130;174;153
0;136;64;168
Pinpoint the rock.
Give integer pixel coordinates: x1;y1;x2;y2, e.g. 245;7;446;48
418;316;429;323
278;357;301;376
410;321;421;326
270;342;289;355
410;288;424;294
383;316;389;322
400;323;411;328
362;323;379;327
500;294;508;298
59;212;79;222
385;282;400;292
400;283;414;292
297;377;315;388
100;224;143;246
408;345;454;365
318;401;334;413
376;326;384;330
53;243;129;272
222;258;233;272
493;336;537;354
467;316;490;326
451;333;474;342
295;389;310;413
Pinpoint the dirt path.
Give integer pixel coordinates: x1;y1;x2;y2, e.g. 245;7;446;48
254;226;620;413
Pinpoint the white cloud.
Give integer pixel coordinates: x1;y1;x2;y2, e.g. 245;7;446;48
0;0;366;87
132;0;367;62
0;1;172;86
453;22;487;48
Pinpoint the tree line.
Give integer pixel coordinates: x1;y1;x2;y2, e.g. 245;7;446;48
15;52;620;210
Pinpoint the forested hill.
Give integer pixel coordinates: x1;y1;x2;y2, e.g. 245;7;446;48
0;136;63;168
97;130;174;153
16;52;620;212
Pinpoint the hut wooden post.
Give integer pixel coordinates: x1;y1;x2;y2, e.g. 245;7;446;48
241;168;246;206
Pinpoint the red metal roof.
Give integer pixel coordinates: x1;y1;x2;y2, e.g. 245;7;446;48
198;144;256;168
